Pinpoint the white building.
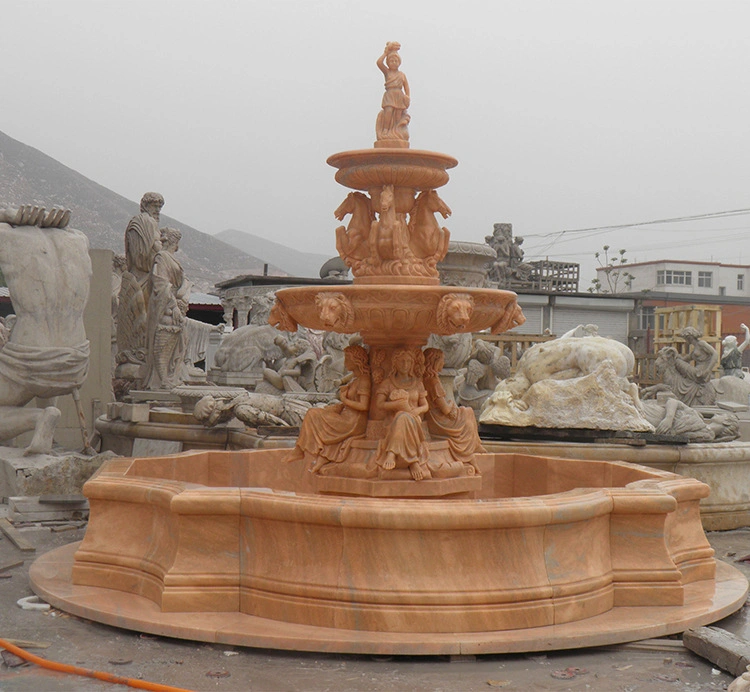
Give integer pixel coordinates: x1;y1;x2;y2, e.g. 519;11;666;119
600;260;750;298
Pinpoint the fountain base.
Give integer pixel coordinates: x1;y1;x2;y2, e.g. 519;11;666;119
31;547;747;654
28;449;749;653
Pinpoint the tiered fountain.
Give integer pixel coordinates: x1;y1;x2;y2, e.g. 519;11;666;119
31;43;747;654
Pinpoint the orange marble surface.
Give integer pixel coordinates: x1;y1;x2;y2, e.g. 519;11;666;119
66;450;738;644
33;544;749;655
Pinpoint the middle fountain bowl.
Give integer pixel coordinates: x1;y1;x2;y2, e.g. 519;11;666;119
273;284;524;346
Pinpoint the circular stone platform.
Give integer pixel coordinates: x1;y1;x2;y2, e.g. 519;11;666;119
31;544;748;655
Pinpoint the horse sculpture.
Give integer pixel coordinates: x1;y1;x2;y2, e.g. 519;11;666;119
334;192;375;271
369;184;410;265
407;189;451;264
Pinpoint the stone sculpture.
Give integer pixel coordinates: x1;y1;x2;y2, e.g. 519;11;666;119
641;391;739;442
709;375;750;405
257;335;318;395
480;329;652;431
372;347;431;480
721;323;750;378
485;223;533;287
314;331;355;393
408;190;451;265
677;327;719;405
115;193;164;381
646;328;718;407
269;43;524;486
142;227;191;390
57;42;744;660
288;344;371;470
0;316;12;350
375;42;410;146
0;205;91;454
437;240;497;288
334;192;374;273
110;254;126;369
212;324;283;376
193;391;311;428
729;666;750;692
211;325;335;394
315;292;355;332
333;183;454;281
319;256;350;280
455;359;494;414
114;194;219;392
455;339;510;414
423;348;484;471
644;346;750;409
247;291;278;326
426;333;473;371
436;293;474;332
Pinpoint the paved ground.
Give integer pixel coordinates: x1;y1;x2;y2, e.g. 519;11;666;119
1;516;749;692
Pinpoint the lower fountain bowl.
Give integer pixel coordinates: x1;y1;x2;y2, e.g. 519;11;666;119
29;450;748;653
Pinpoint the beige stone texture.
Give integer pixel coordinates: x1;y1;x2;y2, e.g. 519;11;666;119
53;249;114;450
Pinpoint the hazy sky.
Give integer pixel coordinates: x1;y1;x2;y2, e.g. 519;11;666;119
3;0;750;285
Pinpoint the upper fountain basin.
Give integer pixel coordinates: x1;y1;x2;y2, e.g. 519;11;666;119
327;149;458;191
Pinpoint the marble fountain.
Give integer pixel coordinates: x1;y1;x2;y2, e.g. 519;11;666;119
31;43;748;655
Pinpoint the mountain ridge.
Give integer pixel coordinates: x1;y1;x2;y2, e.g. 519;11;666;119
216;228;335;279
0;129;284;290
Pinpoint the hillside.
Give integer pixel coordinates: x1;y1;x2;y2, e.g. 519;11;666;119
0;130;284;290
216;228;336;279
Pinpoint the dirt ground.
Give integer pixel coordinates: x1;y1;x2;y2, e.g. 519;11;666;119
1;517;749;692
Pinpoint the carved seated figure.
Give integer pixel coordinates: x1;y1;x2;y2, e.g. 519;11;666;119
645;341;717;407
257;335;317;395
455;359;496;414
423;348;484;473
287;344;371;471
672;327;718;406
372;348;431;480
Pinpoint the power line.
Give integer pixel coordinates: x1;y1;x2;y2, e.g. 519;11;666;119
522;207;750;239
526;227;750;259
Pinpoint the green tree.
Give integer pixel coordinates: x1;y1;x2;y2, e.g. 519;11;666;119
588;245;634;294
